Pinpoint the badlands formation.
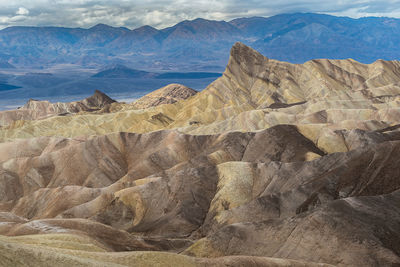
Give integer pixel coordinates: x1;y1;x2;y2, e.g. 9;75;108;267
0;43;400;266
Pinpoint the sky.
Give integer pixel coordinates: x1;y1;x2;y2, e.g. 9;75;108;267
0;0;400;29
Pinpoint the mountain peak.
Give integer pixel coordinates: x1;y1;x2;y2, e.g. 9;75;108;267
84;90;116;108
228;42;269;73
163;17;240;39
190;18;214;23
133;25;159;33
93;64;154;78
90;23;111;29
89;23;127;32
230;42;261;57
132;83;197;109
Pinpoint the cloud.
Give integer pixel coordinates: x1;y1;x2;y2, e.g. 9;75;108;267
16;7;29;16
0;0;399;29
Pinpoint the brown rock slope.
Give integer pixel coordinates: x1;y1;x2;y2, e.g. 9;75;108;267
1;126;400;266
1;43;400;266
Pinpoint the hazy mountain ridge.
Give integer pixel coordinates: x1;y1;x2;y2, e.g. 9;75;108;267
2;13;400;70
92;64;155;78
91;64;221;79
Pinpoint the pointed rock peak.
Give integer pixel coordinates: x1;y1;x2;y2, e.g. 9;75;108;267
173;18;219;29
190;18;214;24
192;18;208;22
230;42;267;63
90;23;110;30
93;89;108;96
89;23;125;32
226;42;269;76
84;90;116;108
133;25;159;34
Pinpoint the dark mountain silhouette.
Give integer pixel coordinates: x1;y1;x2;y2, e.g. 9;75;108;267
0;83;21;91
92;64;155;78
92;64;221;79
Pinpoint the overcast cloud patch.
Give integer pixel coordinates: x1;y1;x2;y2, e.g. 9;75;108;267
0;0;399;29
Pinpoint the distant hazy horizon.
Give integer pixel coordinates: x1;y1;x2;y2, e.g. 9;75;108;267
0;12;398;31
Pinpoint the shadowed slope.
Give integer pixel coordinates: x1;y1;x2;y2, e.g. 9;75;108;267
1;124;400;265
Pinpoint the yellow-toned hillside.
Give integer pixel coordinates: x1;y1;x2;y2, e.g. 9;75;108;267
1;43;400;149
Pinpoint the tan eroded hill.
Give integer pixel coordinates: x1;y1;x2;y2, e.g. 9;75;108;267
131;83;197;109
1;42;400;155
1;43;400;266
0;90;116;127
1;125;400;265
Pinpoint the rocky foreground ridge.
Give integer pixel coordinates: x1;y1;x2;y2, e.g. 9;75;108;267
1;43;400;266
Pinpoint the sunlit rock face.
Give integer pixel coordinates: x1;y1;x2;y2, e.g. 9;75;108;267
131;84;197;109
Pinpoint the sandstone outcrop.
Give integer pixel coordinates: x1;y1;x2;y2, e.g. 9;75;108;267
131;83;197;109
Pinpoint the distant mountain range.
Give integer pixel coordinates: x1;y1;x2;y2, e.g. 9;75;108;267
92;64;156;78
2;13;400;71
0;83;21;91
92;64;221;79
